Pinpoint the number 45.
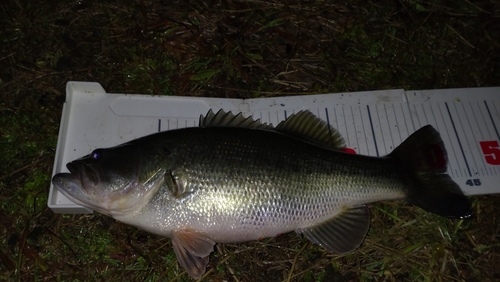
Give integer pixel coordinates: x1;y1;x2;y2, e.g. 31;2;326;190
479;140;500;165
466;179;481;186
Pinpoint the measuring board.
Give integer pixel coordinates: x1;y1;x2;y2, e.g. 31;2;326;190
48;82;500;213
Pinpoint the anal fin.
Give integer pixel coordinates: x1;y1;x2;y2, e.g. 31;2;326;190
298;205;370;254
172;229;215;280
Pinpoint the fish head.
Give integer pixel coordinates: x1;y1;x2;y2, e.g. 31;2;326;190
52;143;169;217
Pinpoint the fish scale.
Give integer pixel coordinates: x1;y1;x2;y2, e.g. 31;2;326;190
131;127;406;235
52;109;471;279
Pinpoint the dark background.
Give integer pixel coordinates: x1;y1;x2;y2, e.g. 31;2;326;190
1;0;499;281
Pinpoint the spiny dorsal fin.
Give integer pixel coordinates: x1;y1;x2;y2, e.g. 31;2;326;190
199;109;273;130
200;109;346;150
275;111;346;150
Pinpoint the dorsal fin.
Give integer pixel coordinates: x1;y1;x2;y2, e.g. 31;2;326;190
199;109;273;130
275;111;346;150
199;109;346;150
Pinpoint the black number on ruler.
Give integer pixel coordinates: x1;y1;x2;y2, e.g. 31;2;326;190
465;179;481;186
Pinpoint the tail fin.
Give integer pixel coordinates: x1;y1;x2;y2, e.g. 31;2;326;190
389;125;472;219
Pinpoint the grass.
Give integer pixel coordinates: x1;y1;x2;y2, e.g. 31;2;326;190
1;0;499;281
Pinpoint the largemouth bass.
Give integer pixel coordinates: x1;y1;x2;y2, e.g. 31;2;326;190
52;109;472;279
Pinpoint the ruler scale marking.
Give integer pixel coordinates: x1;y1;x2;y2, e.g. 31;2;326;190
422;103;456;175
418;103;425;127
376;105;388;155
325;107;334;144
485;101;500;176
366;105;380;157
351;106;360;152
484;101;500;176
391;103;401;143
464;102;485;177
383;104;396;151
356;106;365;154
437;103;462;178
342;107;351;148
477;101;494;140
474;100;496;175
400;103;412;139
359;106;370;155
378;104;387;153
434;102;458;178
358;104;375;156
445;102;472;177
456;102;481;177
440;102;463;178
423;103;430;125
387;103;397;150
468;102;486;176
412;103;464;178
332;107;339;132
405;95;417;133
484;101;500;141
411;104;418;129
325;107;331;128
414;104;422;128
349;106;355;149
335;106;350;149
493;99;500;177
485;100;500;175
467;101;490;176
430;100;439;127
471;101;486;140
429;102;457;178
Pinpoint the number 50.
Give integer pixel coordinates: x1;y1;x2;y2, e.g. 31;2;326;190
479;140;500;165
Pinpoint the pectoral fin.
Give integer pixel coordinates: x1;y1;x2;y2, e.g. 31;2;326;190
172;229;215;280
166;169;193;202
298;205;370;254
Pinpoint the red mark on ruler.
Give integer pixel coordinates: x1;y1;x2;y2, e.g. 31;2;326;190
424;144;446;169
480;140;500;165
342;148;357;154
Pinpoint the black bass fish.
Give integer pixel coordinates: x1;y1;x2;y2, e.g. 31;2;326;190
52;109;472;279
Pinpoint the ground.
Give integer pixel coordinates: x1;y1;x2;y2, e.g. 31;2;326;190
0;0;499;281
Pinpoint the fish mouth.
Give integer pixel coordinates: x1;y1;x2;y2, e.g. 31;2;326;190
52;172;88;207
67;162;78;174
67;161;100;187
52;161;101;208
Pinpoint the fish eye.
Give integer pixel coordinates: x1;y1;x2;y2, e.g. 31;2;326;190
91;149;102;160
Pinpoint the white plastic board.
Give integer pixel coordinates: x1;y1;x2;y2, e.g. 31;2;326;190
48;81;500;213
